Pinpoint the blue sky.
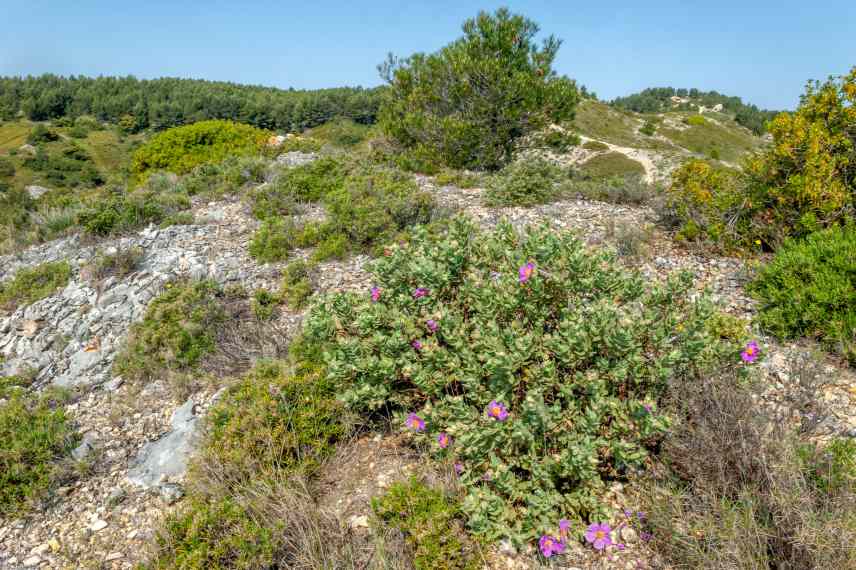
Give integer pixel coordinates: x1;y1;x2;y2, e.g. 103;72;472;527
1;1;853;110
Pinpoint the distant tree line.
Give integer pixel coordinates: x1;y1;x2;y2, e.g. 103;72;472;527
0;75;382;132
611;87;780;135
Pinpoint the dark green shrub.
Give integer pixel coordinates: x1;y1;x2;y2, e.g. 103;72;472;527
304;219;726;545
373;478;480;570
310;232;348;262
248;217;302;262
434;169;482;189
484;158;564;206
0;261;71;313
67;125;88;139
749;224;856;363
0;157;14;178
540;129;580;152
251;289;280;321
113;280;225;386
23;143;105;188
379;8;579;170
0;388;77;515
639;120;657;136
131;120;270;179
280;260;313;308
248;157;347;220
26;124;58;144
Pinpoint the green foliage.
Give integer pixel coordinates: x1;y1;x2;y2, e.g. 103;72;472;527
561;173;652;205
0;387;77;515
484;158;564;206
639;120;657;136
579;151;645;179
67;125;89;139
280;260;313;308
1;74;380;131
23;142;105;188
179;156;268;198
379;8;579;170
581;140;609;151
26;124;59;144
684;115;706;126
0;261;71;313
307;118;372;147
304;219;725;545
144;359;350;569
251;289;280;321
113;280;225;385
77;181;191;236
131;120;269;179
0;157;14;178
373;478;480;570
248;157;347;220
310;232;348;262
434;169;482;189
539;129;580;152
749;224;856;364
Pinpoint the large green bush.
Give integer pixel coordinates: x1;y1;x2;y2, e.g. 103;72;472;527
378;8;579;170
304;219;726;546
749;224;856;364
131;120;269;179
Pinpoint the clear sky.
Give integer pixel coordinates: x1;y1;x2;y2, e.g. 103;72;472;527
1;1;853;110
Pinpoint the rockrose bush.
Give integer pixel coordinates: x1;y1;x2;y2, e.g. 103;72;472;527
303;218;728;545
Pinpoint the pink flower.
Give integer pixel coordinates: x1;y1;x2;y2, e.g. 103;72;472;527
405;412;425;432
538;534;566;558
426;319;438;333
558;518;571;538
486;400;509;421
413;287;428;299
454;462;464;475
518;262;535;283
437;432;451;449
585;522;613;551
741;340;760;363
412;339;422;351
370;286;381;302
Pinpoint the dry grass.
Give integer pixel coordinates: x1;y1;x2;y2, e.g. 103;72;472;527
644;357;856;569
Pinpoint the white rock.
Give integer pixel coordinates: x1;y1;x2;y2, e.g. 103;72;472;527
348;515;369;529
90;519;108;532
23;555;41;567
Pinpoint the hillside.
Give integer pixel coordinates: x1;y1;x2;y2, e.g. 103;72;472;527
1;9;853;570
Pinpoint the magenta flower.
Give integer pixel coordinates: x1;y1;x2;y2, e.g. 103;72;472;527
486;400;509;421
558;518;571;539
640;531;652;542
585;522;613;551
518;262;535;283
623;509;633;518
370;286;381;302
454;462;464;475
538;534;566;558
741;340;760;363
437;432;451;449
412;339;422;351
413;287;428;299
617;543;626;551
405;412;425;432
426;319;439;333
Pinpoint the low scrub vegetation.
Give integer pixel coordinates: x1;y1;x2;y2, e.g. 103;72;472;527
562;173;652;205
131;120;270;180
373;477;481;569
749;224;856;364
484;158;565;206
378;8;579;170
249;160;435;262
0;260;71;313
579;151;645;178
644;361;856;569
143;354;353;569
113;280;225;396
82;246;145;284
0;386;78;515
304;219;730;547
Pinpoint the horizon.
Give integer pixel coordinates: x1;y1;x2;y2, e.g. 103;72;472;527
1;1;855;111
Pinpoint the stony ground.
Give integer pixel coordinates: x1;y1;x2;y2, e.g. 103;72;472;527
1;154;853;569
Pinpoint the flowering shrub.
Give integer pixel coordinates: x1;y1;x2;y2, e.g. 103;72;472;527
304;218;727;545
